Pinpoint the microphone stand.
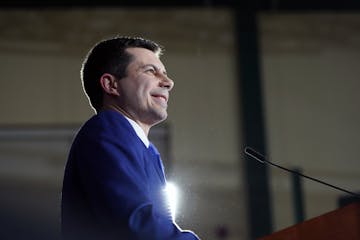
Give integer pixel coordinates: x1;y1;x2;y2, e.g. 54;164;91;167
244;147;360;199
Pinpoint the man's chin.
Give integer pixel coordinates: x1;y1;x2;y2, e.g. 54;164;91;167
146;111;168;126
156;114;168;124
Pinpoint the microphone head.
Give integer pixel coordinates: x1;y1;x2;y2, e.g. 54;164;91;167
244;147;266;163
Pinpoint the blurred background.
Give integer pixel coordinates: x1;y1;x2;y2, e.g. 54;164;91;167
0;1;359;240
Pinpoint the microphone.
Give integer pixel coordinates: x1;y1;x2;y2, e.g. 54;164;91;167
244;146;360;199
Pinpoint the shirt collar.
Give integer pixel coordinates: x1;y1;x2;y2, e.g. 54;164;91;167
123;115;150;148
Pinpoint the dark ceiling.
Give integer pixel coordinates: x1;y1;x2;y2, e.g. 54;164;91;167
0;0;360;11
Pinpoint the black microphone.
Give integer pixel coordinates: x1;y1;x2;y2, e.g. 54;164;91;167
244;146;360;199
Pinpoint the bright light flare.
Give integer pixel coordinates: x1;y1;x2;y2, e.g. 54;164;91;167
164;182;179;221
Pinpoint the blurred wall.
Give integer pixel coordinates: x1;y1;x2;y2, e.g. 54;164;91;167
260;13;360;231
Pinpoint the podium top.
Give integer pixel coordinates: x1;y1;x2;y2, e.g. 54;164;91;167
258;202;360;240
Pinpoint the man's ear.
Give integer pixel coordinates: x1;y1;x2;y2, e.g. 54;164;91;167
99;73;120;96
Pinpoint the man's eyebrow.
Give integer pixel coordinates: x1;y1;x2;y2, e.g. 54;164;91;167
142;64;167;75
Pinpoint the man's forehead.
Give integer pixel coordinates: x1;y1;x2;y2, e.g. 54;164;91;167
126;47;160;59
126;47;165;68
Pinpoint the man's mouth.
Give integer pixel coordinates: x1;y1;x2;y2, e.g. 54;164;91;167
151;93;168;107
151;94;168;102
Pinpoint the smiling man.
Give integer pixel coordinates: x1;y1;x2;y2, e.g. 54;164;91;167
61;37;199;240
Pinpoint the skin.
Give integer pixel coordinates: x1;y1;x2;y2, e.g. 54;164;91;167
100;47;174;136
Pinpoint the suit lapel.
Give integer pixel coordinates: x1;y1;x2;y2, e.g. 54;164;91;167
148;143;166;184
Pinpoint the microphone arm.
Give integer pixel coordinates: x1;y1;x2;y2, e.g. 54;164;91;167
244;146;360;199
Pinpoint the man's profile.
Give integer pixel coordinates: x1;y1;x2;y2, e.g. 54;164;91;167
61;36;199;240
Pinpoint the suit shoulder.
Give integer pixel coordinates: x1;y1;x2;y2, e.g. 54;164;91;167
75;110;142;147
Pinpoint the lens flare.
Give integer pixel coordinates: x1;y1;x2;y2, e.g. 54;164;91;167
164;182;179;221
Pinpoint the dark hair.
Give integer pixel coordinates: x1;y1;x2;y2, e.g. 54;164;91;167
81;36;163;112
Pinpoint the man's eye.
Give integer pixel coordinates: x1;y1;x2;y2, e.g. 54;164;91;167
146;67;156;74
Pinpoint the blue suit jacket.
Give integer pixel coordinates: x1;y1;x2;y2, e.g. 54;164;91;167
61;110;199;240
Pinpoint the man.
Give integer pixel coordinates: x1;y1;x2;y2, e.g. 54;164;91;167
61;36;199;240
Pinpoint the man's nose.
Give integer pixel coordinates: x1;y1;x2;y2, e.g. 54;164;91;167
159;75;174;90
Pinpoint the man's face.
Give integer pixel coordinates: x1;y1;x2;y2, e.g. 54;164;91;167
116;47;174;127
